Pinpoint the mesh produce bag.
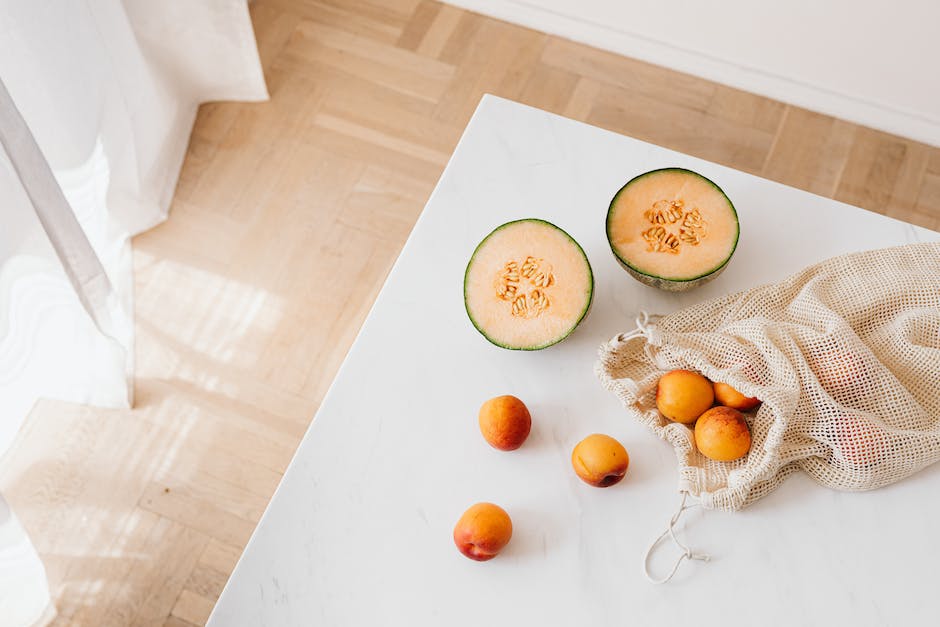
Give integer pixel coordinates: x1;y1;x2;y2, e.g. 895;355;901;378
596;242;940;514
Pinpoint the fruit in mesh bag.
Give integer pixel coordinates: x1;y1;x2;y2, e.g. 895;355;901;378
656;370;714;424
833;415;887;469
571;434;630;487
694;406;752;462
453;503;513;562
478;395;531;451
815;349;869;395
713;381;761;411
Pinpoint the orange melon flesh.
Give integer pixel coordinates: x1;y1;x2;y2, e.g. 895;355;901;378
464;220;593;350
607;168;738;291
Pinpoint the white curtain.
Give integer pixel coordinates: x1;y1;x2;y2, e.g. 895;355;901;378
0;1;267;624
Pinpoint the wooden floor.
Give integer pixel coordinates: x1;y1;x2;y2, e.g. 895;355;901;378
2;0;939;625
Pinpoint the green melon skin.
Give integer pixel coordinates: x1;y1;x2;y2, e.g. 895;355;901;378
464;219;594;351
606;167;739;292
614;255;730;292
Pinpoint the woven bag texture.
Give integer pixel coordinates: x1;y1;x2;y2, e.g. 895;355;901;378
596;242;940;511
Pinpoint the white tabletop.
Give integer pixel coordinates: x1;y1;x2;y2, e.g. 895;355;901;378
209;95;940;627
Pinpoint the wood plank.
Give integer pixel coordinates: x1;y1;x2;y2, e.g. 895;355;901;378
301;123;444;186
835;127;910;212
338;165;432;242
116;515;207;627
139;482;256;548
170;590;216;626
198;539;243;576
261;0;404;44
183;563;230;601
254;220;387;395
152;469;271;525
541;37;715;112
66;509;164;625
928;148;940;174
707;85;787;134
438;10;486;64
913;171;940;230
761;107;856;196
885;142;932;220
519;63;580;116
563;77;601;121
588;83;776;174
415;2;463;58
299;237;401;401
396;0;442;51
484;24;547;103
312;110;453;166
315;0;420;22
191;104;241;145
276;20;456;103
433;17;512;123
248;3;301;71
177;68;322;218
918;172;940;210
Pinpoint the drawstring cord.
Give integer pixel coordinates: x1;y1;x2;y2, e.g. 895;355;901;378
608;313;707;583
609;315;707;582
610;311;661;366
613;311;651;344
643;492;710;584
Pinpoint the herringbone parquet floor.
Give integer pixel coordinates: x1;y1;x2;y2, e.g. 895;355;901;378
1;0;938;625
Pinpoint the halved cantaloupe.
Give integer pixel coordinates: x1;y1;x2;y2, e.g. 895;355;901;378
606;168;739;291
464;219;593;350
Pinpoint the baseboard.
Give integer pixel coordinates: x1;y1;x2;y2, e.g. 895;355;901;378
445;0;940;147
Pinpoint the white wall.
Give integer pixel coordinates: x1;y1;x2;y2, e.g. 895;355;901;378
448;0;940;146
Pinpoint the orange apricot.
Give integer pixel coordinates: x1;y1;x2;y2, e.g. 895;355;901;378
815;349;869;394
713;381;761;411
656;370;714;424
694;406;751;462
478;395;531;451
571;434;630;487
453;503;513;562
833;415;887;469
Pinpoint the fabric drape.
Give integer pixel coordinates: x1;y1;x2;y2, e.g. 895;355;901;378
0;2;268;624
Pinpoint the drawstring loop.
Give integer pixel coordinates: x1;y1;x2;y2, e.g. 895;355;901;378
613;311;652;344
643;492;710;584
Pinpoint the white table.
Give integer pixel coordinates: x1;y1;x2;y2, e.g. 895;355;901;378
209;96;940;626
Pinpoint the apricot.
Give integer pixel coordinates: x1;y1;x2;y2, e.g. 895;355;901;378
834;415;886;469
694;406;751;461
815;349;869;394
713;381;761;411
478;395;531;451
571;434;630;487
656;370;714;424
453;502;513;561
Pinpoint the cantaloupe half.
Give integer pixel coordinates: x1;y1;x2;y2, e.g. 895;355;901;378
607;168;739;291
464;219;593;350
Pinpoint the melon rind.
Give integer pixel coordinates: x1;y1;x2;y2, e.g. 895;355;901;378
464;219;594;350
606;168;739;292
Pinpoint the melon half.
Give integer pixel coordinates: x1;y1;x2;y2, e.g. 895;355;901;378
607;168;739;291
464;219;593;350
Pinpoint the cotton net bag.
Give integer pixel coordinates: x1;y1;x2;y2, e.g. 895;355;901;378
595;242;940;581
